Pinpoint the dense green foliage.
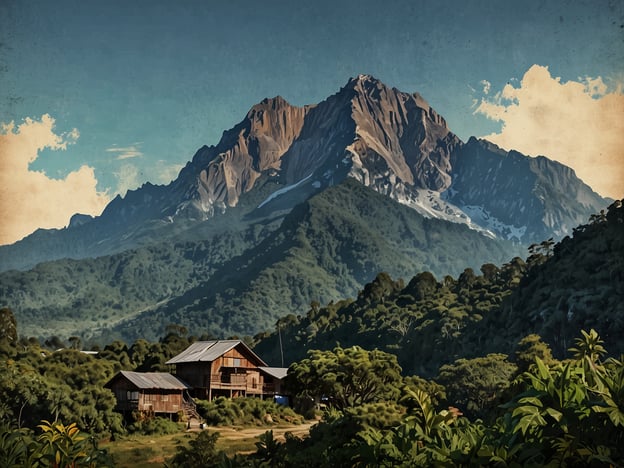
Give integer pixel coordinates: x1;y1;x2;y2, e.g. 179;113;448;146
0;236;251;342
126;417;182;436
253;265;525;377
436;353;517;420
0;348;123;434
286;346;403;411
203;329;623;467
195;397;303;426
0;321;198;437
0;420;114;467
488;201;624;356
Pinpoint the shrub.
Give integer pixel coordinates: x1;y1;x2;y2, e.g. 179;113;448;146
195;397;303;426
127;416;181;435
168;430;223;467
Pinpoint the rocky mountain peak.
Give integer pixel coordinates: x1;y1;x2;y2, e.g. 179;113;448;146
343;74;458;191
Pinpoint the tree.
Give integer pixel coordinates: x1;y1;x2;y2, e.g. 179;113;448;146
359;273;403;303
405;272;438;300
68;336;82;351
457;268;477;290
286;346;403;411
437;354;517;420
514;334;555;374
480;263;500;282
168;430;222;467
0;308;17;345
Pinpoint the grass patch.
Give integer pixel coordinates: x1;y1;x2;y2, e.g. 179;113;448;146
104;432;190;468
104;421;315;466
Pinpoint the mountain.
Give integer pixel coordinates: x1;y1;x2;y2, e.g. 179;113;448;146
100;179;518;342
1;179;520;342
252;199;624;376
0;74;613;342
0;74;609;272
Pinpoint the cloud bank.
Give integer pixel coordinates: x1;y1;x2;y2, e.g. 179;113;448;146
0;115;110;245
475;65;624;200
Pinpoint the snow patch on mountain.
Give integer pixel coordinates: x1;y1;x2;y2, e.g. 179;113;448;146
257;173;313;208
461;205;527;241
392;188;496;238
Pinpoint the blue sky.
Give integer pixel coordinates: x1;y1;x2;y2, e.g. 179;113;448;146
1;0;623;244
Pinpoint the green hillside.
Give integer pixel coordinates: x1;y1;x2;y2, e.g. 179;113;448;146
105;178;520;342
0;230;265;340
253;199;624;376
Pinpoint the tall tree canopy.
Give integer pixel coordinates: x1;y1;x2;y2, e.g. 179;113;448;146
0;307;17;345
286;345;403;410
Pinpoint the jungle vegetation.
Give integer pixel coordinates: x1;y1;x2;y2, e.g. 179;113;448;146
0;199;622;466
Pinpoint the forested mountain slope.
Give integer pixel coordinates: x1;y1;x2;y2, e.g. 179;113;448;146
103;179;518;343
253;199;624;376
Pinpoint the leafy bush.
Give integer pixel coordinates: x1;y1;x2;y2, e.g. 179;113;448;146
127;416;182;435
167;430;224;467
195;397;303;426
344;402;404;430
0;420;114;467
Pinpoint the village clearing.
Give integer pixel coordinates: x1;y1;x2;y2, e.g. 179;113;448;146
105;421;316;467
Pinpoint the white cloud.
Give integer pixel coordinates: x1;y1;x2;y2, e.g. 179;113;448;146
0;115;110;245
154;160;184;185
106;144;143;160
480;79;491;95
475;65;624;199
114;163;141;196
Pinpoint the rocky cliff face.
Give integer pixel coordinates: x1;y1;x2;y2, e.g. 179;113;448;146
164;74;461;222
175;96;309;215
445;137;609;241
347;74;460;191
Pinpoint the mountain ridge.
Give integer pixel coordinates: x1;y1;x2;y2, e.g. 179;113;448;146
0;74;610;274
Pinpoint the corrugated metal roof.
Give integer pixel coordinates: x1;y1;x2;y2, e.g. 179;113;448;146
165;340;267;366
258;366;289;380
115;371;190;390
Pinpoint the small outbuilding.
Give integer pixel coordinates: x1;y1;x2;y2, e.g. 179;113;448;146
104;370;194;419
258;366;288;396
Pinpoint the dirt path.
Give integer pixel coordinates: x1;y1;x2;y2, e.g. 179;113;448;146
192;420;316;441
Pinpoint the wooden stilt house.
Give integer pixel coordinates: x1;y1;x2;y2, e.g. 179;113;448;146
104;371;197;420
166;340;272;400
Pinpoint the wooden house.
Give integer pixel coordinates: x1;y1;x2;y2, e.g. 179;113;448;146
166;340;287;400
104;371;195;419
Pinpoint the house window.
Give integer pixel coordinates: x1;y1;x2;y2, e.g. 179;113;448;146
233;358;241;367
127;391;139;400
